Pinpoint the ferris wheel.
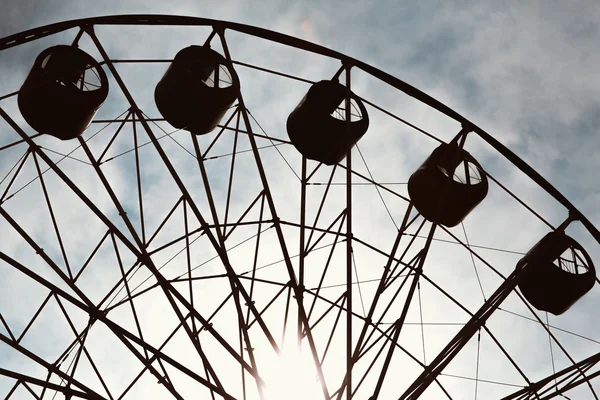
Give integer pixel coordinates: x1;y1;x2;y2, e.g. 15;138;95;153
0;15;599;400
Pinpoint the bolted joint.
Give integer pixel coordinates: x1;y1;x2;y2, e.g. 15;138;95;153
82;24;95;35
213;23;226;36
342;60;354;71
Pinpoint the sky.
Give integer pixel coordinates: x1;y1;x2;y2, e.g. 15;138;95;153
0;1;600;399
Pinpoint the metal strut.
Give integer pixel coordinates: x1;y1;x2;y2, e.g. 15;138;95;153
502;350;600;399
398;267;523;399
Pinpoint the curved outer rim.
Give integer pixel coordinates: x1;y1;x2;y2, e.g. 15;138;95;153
0;14;598;244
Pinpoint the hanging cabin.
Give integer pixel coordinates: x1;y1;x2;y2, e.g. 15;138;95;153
154;45;239;135
286;80;369;165
408;142;489;227
517;231;596;315
18;45;109;140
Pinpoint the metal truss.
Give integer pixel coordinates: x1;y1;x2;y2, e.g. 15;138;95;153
0;15;598;400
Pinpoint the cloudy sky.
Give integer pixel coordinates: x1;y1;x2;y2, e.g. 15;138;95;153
0;1;600;399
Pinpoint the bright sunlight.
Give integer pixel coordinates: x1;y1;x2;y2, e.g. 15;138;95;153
261;341;323;400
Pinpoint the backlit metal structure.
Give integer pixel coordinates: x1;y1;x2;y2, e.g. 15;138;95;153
0;15;599;399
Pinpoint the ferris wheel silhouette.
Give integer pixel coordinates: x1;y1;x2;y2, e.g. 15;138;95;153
0;15;598;400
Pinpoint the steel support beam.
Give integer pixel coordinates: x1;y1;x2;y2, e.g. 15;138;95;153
218;27;331;399
0;368;94;399
502;351;600;400
398;267;522;399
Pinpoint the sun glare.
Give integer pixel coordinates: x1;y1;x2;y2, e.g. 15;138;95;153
262;342;323;400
